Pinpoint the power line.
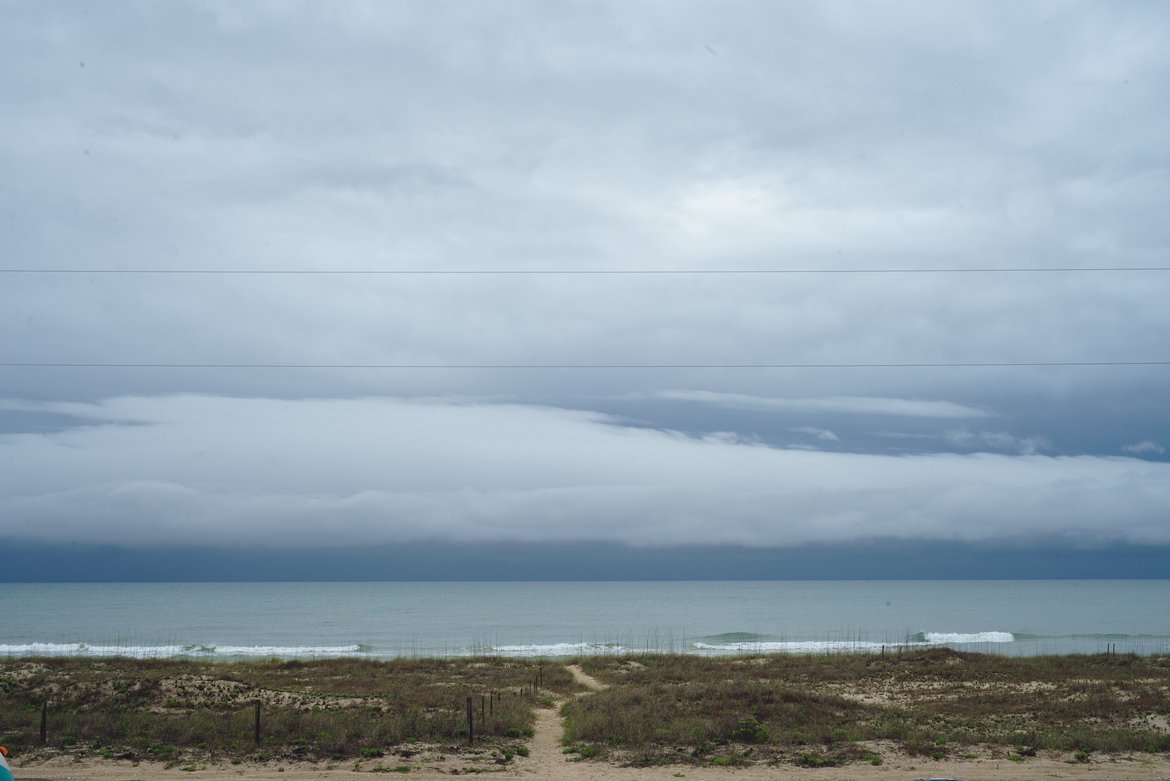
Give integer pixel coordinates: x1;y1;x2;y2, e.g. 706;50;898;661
4;362;1165;371
2;267;1170;275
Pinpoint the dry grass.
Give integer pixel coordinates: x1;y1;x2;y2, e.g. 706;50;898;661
0;657;572;765
4;651;1169;771
561;649;1170;766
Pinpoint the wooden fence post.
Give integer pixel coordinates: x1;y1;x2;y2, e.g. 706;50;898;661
466;697;474;745
254;701;261;746
40;701;48;744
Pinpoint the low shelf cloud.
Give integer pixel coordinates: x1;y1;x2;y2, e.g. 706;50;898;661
2;395;1167;551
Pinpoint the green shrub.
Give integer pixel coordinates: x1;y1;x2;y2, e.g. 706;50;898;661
729;717;769;744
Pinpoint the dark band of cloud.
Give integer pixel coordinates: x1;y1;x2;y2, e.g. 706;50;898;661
2;395;1166;549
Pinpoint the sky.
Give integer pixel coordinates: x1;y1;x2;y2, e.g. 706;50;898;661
1;1;1168;580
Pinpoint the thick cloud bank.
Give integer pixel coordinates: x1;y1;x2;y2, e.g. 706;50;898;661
2;395;1165;549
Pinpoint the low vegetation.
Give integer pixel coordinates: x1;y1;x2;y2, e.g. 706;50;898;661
3;650;1169;770
0;656;571;766
561;649;1170;766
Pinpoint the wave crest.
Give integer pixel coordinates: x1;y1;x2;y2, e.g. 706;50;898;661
693;640;891;653
488;642;626;656
0;642;366;659
921;631;1015;644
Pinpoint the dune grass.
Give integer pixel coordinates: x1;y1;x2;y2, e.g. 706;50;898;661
3;650;1168;769
561;649;1170;766
0;657;572;764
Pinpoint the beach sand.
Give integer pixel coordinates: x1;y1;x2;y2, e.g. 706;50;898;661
12;746;1170;781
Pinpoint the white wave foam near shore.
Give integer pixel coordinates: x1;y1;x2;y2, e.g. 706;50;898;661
0;642;365;659
489;642;628;656
693;640;892;653
923;631;1015;644
693;631;1016;653
0;633;1015;659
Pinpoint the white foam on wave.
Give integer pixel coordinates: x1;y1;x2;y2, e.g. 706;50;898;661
489;642;627;657
694;632;1015;653
202;645;366;657
923;631;1015;644
0;642;366;659
693;640;892;653
0;643;188;658
2;634;1014;660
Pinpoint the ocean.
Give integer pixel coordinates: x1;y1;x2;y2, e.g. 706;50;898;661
2;580;1168;660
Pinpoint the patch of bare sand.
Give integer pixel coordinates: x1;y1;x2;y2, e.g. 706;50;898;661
828;678;1068;707
156;675;377;712
14;753;1170;781
1129;714;1170;733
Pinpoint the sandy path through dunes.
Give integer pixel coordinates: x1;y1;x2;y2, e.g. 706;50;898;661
510;664;605;778
519;702;576;778
565;664;608;692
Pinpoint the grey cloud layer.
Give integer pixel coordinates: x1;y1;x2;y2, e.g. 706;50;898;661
656;390;992;419
1;395;1166;548
1;2;1168;556
4;3;1168;397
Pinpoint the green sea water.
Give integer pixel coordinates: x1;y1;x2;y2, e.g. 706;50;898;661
2;580;1168;659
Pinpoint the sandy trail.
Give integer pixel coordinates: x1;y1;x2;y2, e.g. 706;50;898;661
517;703;576;778
509;664;604;778
565;664;608;692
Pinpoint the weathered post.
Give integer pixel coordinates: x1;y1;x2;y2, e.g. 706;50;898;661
466;697;474;745
253;701;261;746
41;701;48;744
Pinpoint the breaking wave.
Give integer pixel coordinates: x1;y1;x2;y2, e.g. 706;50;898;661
694;631;1016;653
693;640;892;653
0;633;1020;660
0;642;368;659
487;642;627;657
916;631;1015;644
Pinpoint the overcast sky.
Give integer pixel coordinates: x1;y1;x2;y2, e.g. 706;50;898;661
1;1;1168;574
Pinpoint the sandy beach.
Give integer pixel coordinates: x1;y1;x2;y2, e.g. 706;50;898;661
11;756;1170;781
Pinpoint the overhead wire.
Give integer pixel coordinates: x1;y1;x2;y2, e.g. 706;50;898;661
2;361;1168;370
2;266;1170;275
